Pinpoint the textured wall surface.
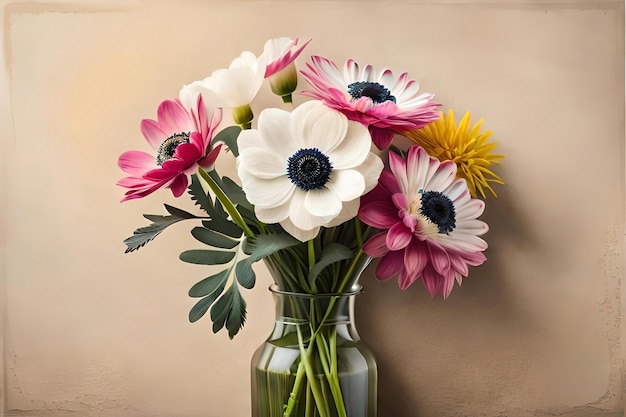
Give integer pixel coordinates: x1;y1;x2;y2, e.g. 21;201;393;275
1;0;624;416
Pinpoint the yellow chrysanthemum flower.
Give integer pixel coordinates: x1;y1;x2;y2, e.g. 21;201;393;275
403;109;504;198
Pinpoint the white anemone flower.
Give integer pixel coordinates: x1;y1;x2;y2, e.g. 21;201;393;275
237;100;384;242
181;51;267;128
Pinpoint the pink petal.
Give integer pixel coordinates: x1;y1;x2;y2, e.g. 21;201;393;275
198;144;222;169
386;222;413;251
169;174;189;197
391;193;408;210
174;141;201;163
140;119;167;150
403;240;428;281
159;158;189;173
358;200;398;229
157;100;193;134
375;250;405;281
118;150;157;176
369;126;394;150
378;171;401;195
441;271;456;299
427;241;451;275
196;95;210;140
397;267;420;291
362;232;390;258
118;177;171;202
265;38;311;77
422;265;443;298
448;253;469;277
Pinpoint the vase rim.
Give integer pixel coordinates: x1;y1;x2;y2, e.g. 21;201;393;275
268;284;363;298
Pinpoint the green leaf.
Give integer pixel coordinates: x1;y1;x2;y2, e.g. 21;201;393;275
210;286;234;333
231;234;301;290
213;125;242;157
235;260;255;289
164;204;197;219
188;174;215;215
123;205;199;253
210;285;247;339
226;285;247;339
201;217;243;239
309;243;354;286
269;332;299;348
221;176;253;210
191;226;240;249
188;268;231;298
179;249;235;265
242;234;301;260
189;280;226;323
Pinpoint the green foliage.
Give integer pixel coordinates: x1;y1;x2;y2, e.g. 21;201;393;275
213;125;242;157
309;244;354;287
188;268;231;298
191;226;239;249
210;284;247;339
221;176;253;211
188;279;227;323
179;249;236;265
122;204;200;253
188;174;214;214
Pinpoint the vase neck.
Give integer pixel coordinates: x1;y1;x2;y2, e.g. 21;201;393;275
271;287;360;326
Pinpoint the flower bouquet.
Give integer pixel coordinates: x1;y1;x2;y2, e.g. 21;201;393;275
118;37;503;417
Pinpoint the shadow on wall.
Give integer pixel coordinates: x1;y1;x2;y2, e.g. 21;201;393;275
354;174;552;417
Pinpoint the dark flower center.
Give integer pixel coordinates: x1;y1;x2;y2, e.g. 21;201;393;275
420;191;456;234
347;81;396;104
286;148;333;191
156;132;190;166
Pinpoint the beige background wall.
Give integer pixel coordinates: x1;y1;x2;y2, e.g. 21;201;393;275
1;1;624;416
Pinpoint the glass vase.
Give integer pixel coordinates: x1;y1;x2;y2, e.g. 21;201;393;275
251;285;377;417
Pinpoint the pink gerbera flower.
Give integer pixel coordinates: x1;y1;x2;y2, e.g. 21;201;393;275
358;146;489;298
117;95;222;202
301;56;441;150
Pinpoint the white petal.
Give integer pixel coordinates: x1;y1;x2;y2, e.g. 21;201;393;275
344;59;359;83
237;129;262;154
326;121;370;169
314;56;346;89
296;101;347;152
279;218;320;242
455;199;485;221
288;189;325;230
454;219;489;235
256;107;296;158
240;173;294;208
354;153;384;193
425;160;456;192
324;199;359;228
378;69;397;91
361;64;374;82
443;179;469;202
304;189;342;217
326;169;365;202
255;202;290;223
238;148;286;179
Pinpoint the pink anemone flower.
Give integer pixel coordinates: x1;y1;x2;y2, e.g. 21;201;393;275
358;146;489;298
117;95;222;202
301;56;441;150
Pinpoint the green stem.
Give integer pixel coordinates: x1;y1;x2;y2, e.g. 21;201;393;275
296;325;330;417
307;240;317;293
197;168;255;237
317;332;347;417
